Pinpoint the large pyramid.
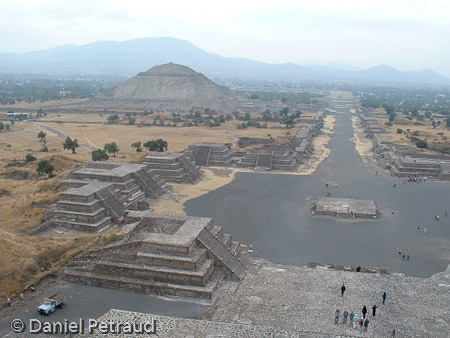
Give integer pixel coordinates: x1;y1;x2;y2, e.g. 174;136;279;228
85;63;244;112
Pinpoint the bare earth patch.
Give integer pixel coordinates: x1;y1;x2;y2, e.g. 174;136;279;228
351;116;375;164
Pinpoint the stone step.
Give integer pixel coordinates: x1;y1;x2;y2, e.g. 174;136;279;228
64;268;224;300
56;199;102;213
52;216;112;232
53;207;107;223
136;248;207;271
94;258;215;286
197;227;247;280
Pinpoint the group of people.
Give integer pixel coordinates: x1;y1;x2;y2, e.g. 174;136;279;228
336;285;388;333
397;250;411;261
403;176;426;184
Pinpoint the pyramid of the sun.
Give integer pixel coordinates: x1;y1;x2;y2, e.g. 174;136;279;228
86;63;244;112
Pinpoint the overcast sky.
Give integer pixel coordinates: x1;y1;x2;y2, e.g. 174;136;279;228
1;0;449;76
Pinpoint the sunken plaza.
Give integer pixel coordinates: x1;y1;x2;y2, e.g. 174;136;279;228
2;66;450;338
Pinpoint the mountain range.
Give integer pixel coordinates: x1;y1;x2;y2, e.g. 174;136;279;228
0;37;449;85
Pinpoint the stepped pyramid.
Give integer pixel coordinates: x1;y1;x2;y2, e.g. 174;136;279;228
63;211;247;300
85;63;244;112
52;162;166;232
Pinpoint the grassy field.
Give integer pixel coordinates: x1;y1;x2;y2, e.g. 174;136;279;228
0;108;323;299
375;116;450;155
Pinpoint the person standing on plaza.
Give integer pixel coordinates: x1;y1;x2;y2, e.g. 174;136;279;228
349;311;354;327
353;313;359;329
372;304;377;317
335;309;340;324
6;298;10;307
359;317;364;332
343;310;349;325
364;318;369;331
341;283;346;297
382;292;387;305
362;305;367;319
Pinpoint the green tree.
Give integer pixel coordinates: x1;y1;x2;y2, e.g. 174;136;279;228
143;139;168;152
446;117;450;128
415;139;428;149
0;122;4;131
63;137;79;154
104;142;119;156
131;141;142;152
91;149;109;161
36;159;54;177
37;131;46;140
107;114;119;123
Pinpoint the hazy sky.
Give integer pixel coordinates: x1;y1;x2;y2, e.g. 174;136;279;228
1;0;449;76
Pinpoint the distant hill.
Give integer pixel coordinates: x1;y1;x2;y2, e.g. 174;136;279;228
0;37;449;85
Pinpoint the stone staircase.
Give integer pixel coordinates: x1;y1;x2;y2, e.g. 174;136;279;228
194;146;211;166
197;227;247;280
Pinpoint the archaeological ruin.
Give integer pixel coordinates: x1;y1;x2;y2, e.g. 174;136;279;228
143;152;201;183
359;112;450;180
80;63;247;113
63;211;247;300
52;162;166;232
312;197;378;218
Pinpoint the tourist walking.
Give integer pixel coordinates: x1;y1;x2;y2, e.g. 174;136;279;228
349;311;354;327
335;309;340;324
398;249;402;256
372;304;377;317
382;292;387;305
343;310;348;325
407;254;410;261
359;317;364;332
341;283;346;297
6;298;10;307
392;329;396;337
364;318;369;331
417;226;420;231
424;227;427;234
402;254;406;261
362;305;367;319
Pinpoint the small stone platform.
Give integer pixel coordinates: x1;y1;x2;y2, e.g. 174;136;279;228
312;197;377;218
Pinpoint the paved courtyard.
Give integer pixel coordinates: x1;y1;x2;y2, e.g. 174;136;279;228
186;111;450;278
204;258;450;337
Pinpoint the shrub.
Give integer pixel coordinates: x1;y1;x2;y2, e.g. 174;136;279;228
397;128;403;134
25;154;37;162
415;139;428;149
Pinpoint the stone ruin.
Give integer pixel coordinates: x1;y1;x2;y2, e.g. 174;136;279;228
360;113;450;180
184;142;233;167
63;211;247;300
235;122;322;171
52;162;166;232
312;197;378;218
143;152;201;183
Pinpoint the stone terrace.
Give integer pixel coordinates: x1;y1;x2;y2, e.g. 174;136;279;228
185;142;233;167
143;152;201;183
205;258;450;338
63;211;247;300
52;162;166;232
76;309;336;338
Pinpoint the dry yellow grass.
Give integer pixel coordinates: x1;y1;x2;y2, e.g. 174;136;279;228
0;109;329;298
0;98;88;110
375;117;450;155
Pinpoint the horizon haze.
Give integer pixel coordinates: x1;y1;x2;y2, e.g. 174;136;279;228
0;0;449;77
